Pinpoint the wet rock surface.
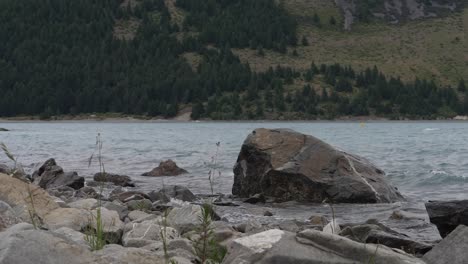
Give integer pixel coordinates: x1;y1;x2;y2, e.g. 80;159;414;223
142;160;188;177
425;199;468;237
233;128;404;203
33;159;84;190
93;172;135;187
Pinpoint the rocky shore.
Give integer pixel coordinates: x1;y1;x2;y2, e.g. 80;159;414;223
1;128;467;264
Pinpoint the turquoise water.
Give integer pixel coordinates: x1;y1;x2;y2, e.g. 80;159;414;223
1;121;467;199
1;121;468;241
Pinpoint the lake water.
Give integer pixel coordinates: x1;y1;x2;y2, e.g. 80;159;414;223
2;121;468;241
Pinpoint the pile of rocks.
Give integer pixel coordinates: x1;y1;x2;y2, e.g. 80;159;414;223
1;128;467;263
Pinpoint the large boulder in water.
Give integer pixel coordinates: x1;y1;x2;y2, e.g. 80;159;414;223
425;200;468;237
232;128;403;203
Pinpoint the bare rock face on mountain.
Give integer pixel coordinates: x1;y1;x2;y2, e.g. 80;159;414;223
142;160;188;177
335;0;462;30
232;129;403;203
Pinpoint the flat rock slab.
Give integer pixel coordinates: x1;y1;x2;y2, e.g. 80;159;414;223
223;228;425;264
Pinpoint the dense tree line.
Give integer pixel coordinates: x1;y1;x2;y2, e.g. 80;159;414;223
195;63;466;120
0;0;465;120
176;0;297;52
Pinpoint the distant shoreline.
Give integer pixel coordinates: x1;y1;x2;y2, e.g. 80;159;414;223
1;114;468;123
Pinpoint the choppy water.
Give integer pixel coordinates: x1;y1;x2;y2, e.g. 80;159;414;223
2;121;468;241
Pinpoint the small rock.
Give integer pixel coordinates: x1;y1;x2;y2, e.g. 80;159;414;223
0;201;19;231
0;128;9;131
148;185;196;202
309;215;329;226
151;202;173;212
47;186;76;202
90;207;125;243
390;210;424;220
122;220;178;247
103;200;129;220
75;186;102;199
234;219;263;234
128;210;151;221
68;198;99;210
126;199;152;211
93;172;135;187
111;191;150;203
243;193;266;204
93;244;165;264
264;210;274;216
167;204;204;234
52;227;88;247
43;208;90;231
142;160;188;177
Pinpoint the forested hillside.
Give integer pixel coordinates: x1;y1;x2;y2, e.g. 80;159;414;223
0;0;466;120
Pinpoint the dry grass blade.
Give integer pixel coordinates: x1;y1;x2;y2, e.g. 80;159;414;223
0;142;16;162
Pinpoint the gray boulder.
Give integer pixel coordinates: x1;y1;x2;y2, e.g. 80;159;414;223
425;200;468;237
33;159;84;190
93;172;135;187
167;204;203;234
233;128;404;203
423;225;468;264
223;229;425;264
0;224;94;264
148;185;196;202
102;200;129;220
122;220;178;247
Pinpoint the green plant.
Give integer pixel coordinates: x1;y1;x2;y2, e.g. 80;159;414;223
85;133;106;251
191;203;226;264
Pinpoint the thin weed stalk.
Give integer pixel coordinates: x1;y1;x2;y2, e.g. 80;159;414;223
85;133;106;251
